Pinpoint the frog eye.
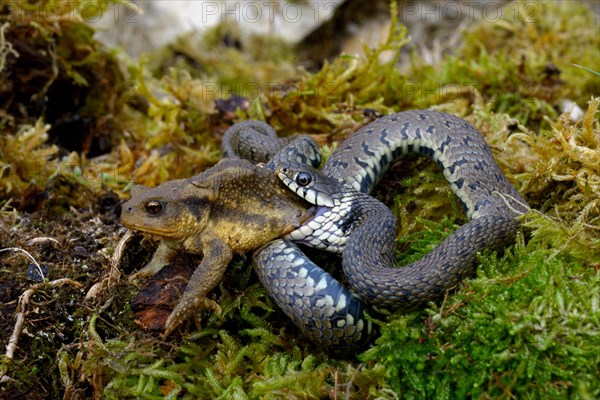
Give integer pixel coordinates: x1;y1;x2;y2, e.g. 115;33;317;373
144;200;163;215
296;172;312;187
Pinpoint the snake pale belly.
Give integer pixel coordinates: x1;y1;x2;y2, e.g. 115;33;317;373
224;110;529;354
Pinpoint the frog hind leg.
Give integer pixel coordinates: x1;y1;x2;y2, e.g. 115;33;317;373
162;235;232;338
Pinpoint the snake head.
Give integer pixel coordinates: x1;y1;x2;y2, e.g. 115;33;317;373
276;161;357;253
275;161;343;208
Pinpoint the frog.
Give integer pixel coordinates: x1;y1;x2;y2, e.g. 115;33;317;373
121;158;313;337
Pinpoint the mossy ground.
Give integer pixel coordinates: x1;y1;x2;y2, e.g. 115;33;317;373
0;1;598;399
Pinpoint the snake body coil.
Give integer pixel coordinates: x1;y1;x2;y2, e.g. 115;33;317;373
224;110;529;354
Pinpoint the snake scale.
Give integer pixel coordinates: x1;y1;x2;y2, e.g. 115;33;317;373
223;110;529;355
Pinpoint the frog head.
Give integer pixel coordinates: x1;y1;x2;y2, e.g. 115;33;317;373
121;179;211;241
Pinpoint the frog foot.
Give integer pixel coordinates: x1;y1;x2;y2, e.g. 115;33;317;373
129;260;165;281
129;241;173;282
162;296;222;338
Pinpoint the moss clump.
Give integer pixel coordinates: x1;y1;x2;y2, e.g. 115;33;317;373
1;1;127;152
0;0;129;211
362;219;599;398
412;0;600;126
77;276;389;399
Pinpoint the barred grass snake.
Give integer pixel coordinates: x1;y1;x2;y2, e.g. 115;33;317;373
222;110;529;355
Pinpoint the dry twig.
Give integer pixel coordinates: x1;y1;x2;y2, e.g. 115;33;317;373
5;278;83;361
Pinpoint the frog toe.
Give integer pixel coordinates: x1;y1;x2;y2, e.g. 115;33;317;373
200;297;222;315
162;296;222;338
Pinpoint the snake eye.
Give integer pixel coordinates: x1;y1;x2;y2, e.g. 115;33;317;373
296;172;312;186
144;200;163;215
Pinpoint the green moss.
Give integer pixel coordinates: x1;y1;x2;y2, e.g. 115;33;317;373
362;233;600;399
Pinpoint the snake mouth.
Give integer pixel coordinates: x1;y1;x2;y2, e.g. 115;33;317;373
303;204;333;224
285;205;335;241
313;205;333;218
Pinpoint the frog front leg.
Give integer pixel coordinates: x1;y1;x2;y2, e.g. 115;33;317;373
163;233;233;337
129;241;175;281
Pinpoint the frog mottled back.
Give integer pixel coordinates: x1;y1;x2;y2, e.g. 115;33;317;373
198;158;314;252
